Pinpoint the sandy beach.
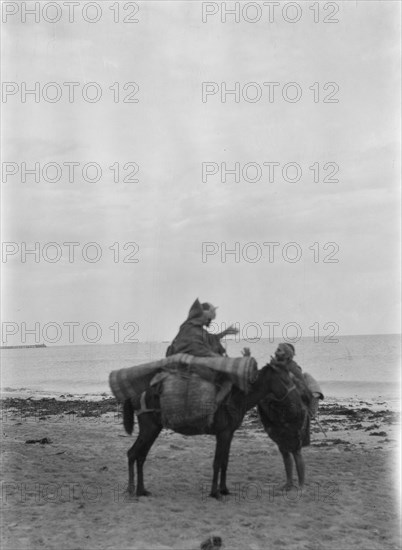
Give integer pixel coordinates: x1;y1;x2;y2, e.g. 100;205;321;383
1;397;400;550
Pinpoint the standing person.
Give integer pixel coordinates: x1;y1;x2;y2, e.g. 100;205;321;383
273;343;324;418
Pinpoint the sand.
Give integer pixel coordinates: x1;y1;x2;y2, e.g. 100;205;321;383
1;398;400;550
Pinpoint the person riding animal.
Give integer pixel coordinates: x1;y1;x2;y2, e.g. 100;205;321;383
165;299;239;404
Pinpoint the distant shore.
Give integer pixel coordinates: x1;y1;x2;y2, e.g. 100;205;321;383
1;344;47;350
1;383;400;412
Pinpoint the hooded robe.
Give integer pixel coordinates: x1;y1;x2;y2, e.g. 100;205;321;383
166;299;226;358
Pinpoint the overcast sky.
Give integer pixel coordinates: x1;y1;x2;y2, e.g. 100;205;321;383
1;1;400;345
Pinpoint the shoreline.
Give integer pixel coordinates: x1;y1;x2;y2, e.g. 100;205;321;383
1;388;400;417
1;396;400;440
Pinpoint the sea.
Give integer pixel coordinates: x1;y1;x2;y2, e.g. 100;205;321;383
1;334;401;410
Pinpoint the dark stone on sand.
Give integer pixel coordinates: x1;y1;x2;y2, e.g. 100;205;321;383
369;431;387;437
25;437;52;445
323;406;359;417
200;536;222;550
320;405;370;419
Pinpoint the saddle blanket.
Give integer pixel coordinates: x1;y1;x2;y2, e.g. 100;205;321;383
109;353;258;403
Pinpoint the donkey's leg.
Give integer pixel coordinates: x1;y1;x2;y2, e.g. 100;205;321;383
136;420;162;497
219;431;234;495
127;440;137;496
293;449;305;488
279;448;294;490
127;414;161;497
210;431;232;499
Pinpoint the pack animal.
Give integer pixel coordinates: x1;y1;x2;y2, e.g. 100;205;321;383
122;363;295;499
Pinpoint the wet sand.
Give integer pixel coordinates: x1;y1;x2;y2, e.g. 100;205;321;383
1;397;400;550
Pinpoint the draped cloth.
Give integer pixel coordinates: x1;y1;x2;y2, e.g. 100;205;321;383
165;299;226;358
109;353;258;404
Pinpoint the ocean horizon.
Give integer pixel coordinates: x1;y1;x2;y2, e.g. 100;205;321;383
1;334;400;408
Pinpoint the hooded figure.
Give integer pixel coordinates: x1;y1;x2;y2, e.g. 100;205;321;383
165;299;236;406
274;343;303;379
166;299;226;358
273;342;324;418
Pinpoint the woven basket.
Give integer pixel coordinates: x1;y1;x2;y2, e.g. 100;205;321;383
160;371;217;431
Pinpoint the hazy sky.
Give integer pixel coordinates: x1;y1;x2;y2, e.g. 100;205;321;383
1;1;400;345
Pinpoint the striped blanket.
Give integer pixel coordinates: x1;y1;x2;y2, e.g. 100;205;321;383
176;354;258;392
109;353;258;403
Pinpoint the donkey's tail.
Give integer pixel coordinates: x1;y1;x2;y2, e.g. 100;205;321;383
123;399;135;435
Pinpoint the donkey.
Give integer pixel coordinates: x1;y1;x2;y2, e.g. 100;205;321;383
122;362;296;499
